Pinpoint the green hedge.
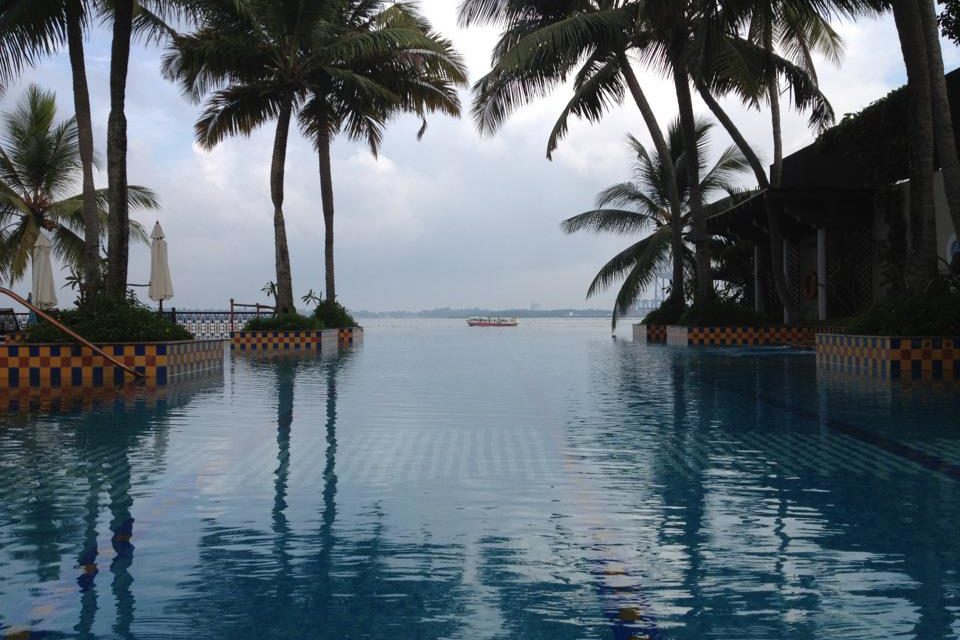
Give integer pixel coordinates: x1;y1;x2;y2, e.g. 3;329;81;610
26;298;194;344
678;299;769;327
846;294;960;336
312;301;356;329
242;313;324;332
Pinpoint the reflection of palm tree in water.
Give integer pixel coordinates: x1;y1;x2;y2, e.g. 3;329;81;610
273;358;295;601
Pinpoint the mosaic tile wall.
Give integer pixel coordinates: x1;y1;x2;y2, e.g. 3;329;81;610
817;333;960;381
0;340;224;389
232;328;363;353
666;326;824;347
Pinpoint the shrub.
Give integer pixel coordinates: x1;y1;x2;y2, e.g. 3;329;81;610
846;293;960;336
312;300;356;329
641;297;686;326
678;298;768;327
25;297;194;344
242;313;323;332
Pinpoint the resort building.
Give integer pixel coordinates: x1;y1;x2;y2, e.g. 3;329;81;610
709;69;960;323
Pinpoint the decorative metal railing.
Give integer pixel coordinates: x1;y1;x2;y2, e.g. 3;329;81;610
171;311;260;340
3;310;264;341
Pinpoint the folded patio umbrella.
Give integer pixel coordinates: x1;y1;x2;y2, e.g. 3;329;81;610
31;232;57;310
149;222;174;310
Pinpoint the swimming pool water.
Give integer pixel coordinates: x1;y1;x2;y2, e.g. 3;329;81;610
1;319;958;639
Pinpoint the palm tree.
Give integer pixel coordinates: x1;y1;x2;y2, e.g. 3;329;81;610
458;0;689;308
298;0;467;303
0;0;184;302
687;0;847;321
104;0;186;301
562;117;750;329
0;85;154;286
0;0;101;299
165;0;334;314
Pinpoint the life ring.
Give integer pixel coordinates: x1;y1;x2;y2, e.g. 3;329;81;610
803;270;818;300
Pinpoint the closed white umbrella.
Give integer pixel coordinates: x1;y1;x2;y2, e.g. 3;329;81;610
148;222;174;311
31;232;57;310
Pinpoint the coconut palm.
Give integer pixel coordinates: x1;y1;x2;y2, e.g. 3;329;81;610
0;85;154;286
459;0;834;311
459;0;689;308
165;0;331;314
562;117;751;329
104;0;188;300
0;0;185;301
298;0;467;303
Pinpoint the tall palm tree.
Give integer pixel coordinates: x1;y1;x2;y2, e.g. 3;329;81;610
459;0;690;308
562;117;750;329
104;0;185;301
165;0;335;314
0;85;153;286
298;0;467;303
0;0;101;299
890;0;938;286
688;0;845;321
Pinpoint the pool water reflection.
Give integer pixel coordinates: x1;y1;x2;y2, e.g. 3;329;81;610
0;319;958;639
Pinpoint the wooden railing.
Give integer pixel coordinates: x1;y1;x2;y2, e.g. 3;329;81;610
0;288;145;380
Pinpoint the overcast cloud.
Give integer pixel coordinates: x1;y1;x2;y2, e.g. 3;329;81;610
7;3;959;311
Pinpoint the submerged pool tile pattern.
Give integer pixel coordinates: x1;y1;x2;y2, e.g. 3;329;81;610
666;324;820;346
817;333;960;381
0;339;223;388
1;319;959;639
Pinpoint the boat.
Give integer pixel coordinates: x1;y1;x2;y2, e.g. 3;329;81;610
466;317;519;327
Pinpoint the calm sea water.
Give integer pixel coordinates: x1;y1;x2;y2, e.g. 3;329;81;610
1;318;959;639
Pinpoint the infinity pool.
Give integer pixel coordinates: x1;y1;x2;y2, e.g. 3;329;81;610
1;319;959;639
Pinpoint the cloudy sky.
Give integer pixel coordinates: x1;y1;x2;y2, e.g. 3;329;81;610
8;3;960;311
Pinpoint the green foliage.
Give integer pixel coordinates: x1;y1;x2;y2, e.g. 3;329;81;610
678;298;769;328
847;292;960;337
940;0;960;47
641;297;686;326
242;313;324;332
816;87;909;187
0;84;155;285
312;300;356;329
25;297;194;344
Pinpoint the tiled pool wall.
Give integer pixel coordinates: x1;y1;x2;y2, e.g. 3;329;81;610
231;327;363;354
0;340;224;388
633;324;667;343
817;333;960;381
665;325;822;347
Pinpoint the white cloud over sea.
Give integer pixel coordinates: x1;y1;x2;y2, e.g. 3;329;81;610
7;3;958;312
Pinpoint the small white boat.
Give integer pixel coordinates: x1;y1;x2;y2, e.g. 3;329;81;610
466;317;519;327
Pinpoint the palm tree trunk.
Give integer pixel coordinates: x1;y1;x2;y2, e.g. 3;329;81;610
893;0;939;289
271;99;296;314
673;69;712;301
65;0;99;305
764;20;784;187
696;82;799;322
919;0;960;238
619;54;685;305
317;126;336;303
105;0;133;301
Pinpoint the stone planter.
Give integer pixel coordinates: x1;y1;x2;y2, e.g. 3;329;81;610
817;333;959;382
0;339;224;389
231;329;339;354
666;325;824;347
633;324;667;343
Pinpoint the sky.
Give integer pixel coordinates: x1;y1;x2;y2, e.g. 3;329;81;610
7;3;960;312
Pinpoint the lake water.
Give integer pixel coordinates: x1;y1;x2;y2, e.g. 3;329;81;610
1;318;959;639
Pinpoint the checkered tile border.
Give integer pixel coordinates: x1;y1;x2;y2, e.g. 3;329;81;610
0;340;223;389
337;327;363;348
664;325;836;347
817;333;960;381
646;325;667;343
231;330;329;353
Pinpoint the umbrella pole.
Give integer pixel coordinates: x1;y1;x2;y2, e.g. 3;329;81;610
159;300;164;313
